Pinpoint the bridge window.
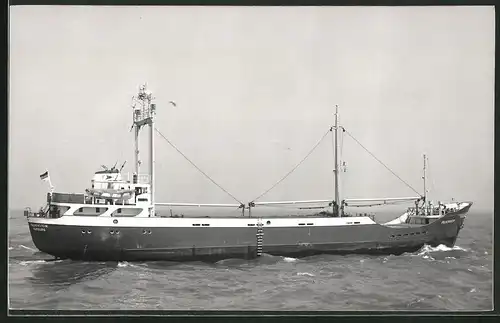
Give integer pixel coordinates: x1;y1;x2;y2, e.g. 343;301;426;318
75;207;108;216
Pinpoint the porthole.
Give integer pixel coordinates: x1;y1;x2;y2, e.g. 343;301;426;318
113;219;118;224
266;221;271;225
110;230;115;234
87;230;92;234
142;230;147;234
81;230;86;234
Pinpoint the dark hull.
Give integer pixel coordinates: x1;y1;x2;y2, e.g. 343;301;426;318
28;206;470;262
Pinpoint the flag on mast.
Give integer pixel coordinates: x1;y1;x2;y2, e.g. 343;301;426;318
40;170;54;193
40;171;49;181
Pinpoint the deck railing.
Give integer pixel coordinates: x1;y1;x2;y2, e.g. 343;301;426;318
48;192;85;204
407;206;446;216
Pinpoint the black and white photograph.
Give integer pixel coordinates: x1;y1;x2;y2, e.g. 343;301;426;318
8;5;494;311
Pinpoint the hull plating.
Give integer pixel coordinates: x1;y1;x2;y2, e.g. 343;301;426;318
28;208;469;262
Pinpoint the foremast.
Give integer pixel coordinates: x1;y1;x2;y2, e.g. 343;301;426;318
422;153;429;214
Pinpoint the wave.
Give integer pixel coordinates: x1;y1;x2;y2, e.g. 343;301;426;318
19;245;37;252
283;257;298;263
117;261;145;269
422;254;435;261
418;244;467;255
19;259;63;266
297;272;315;277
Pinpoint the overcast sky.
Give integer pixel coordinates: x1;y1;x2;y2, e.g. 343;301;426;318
9;6;494;213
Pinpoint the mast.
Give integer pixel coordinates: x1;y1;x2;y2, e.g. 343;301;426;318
134;127;140;177
131;84;156;217
423;153;428;215
334;105;341;217
150;106;155;215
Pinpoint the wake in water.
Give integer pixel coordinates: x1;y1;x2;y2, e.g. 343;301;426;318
415;244;469;261
19;245;37;252
117;261;148;269
283;257;298;262
10;243;470;266
19;259;64;266
417;244;468;255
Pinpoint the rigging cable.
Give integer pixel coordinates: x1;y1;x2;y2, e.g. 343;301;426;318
250;127;333;203
341;127;422;197
347;199;415;208
340;126;344;166
155;128;244;206
427;158;436;196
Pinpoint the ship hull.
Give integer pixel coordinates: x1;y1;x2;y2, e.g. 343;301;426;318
27;205;471;262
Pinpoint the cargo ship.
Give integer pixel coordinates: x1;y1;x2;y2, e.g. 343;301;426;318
25;84;472;261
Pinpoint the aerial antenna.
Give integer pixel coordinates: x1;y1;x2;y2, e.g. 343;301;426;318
101;165;108;171
119;161;127;172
